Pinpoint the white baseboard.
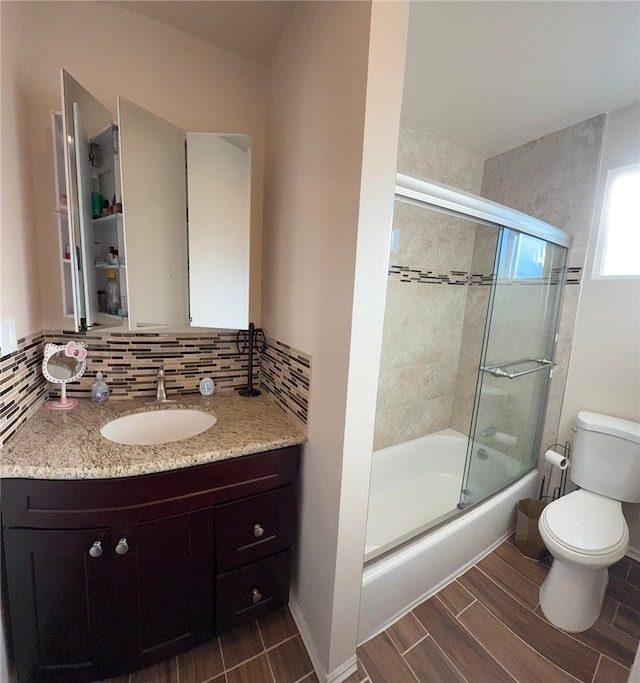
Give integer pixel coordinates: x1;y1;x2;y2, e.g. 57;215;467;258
288;596;358;683
627;547;640;563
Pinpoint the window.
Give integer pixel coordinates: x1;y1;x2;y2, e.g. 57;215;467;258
498;229;546;279
593;164;640;279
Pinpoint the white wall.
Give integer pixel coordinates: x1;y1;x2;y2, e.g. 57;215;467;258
1;1;268;338
560;102;640;554
263;1;408;679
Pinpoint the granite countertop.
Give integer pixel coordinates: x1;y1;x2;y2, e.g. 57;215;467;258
0;393;307;480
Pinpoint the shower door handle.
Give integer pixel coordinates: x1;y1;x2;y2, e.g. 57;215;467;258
480;358;556;379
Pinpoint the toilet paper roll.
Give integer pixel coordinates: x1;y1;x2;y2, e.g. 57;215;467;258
544;449;568;470
493;430;518;446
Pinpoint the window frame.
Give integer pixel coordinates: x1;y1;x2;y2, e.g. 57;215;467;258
592;162;640;281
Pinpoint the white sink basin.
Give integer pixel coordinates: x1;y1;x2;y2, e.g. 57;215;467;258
100;409;217;445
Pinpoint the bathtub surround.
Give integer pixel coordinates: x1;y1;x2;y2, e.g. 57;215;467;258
397;122;484;194
450;225;498;437
375;129;485;450
482;114;606;458
377;114;605;460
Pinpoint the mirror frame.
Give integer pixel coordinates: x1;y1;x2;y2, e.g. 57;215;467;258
43;341;87;411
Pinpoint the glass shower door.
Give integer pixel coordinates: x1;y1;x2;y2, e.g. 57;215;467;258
459;228;567;508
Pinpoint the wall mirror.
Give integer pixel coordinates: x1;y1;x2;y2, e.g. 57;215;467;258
59;70;251;333
43;341;87;410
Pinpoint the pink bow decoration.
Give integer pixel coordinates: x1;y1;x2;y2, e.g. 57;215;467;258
65;340;87;361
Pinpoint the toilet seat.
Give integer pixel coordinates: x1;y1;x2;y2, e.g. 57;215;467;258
540;490;628;556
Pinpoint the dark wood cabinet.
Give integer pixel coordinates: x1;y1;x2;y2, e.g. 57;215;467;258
2;446;299;683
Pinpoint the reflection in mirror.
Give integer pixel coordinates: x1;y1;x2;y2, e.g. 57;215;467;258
187;133;250;329
43;341;87;411
59;71;252;332
117;97;189;329
118;97;251;330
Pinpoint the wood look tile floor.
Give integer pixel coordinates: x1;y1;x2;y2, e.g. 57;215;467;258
100;538;640;683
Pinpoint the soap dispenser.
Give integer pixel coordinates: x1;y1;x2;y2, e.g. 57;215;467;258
92;371;109;403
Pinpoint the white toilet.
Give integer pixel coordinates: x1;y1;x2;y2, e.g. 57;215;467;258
538;411;640;632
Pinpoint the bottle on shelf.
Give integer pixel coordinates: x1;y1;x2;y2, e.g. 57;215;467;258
106;270;120;315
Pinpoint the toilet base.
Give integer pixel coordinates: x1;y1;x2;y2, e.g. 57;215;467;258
539;559;609;632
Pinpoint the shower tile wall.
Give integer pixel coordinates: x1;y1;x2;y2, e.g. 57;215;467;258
397;122;484;192
482;114;605;458
374;125;484;450
449;226;497;436
378;116;604;457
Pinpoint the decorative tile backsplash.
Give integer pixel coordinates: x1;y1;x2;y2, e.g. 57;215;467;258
260;338;311;426
0;332;47;447
0;328;311;449
44;329;259;400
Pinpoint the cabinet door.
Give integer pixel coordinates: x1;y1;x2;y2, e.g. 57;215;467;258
111;509;214;672
3;528;112;683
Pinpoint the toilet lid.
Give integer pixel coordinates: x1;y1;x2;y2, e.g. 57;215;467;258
543;490;627;555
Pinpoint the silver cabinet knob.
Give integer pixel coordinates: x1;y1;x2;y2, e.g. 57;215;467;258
115;538;129;555
251;588;262;604
253;523;264;538
89;541;103;558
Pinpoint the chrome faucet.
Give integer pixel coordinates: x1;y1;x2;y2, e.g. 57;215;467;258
155;363;167;402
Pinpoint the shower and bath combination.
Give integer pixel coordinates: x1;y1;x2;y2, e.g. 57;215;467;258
359;173;571;642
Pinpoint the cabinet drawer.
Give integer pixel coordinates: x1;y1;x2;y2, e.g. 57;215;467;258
2;447;299;529
215;486;295;571
215;550;291;634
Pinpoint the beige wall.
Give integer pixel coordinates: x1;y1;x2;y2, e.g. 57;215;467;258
263;1;408;678
1;1;267;337
1;3;43;337
561;102;640;555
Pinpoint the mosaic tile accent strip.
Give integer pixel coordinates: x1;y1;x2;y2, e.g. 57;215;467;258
389;265;470;285
0;332;47;447
260;338;311;426
389;265;581;287
43;329;260;401
566;266;582;285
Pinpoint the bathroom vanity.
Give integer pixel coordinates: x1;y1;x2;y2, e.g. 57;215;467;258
0;394;305;683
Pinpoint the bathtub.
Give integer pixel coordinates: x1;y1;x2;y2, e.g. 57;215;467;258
359;428;537;643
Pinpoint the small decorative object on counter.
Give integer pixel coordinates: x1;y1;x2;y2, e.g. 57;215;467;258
236;322;265;398
43;341;87;411
92;371;109;403
199;377;215;396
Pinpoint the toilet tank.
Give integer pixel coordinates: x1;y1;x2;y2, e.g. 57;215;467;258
572;411;640;503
